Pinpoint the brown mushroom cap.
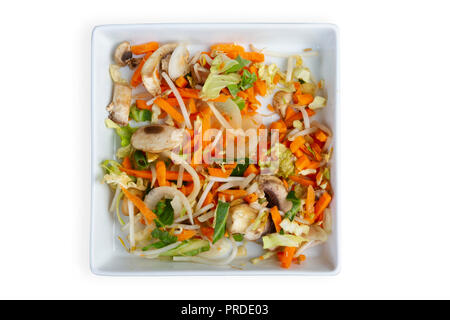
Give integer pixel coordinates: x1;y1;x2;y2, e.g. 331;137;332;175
256;175;292;213
272;91;293;118
114;41;132;67
131;124;184;153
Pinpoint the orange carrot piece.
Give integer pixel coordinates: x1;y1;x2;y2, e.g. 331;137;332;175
207;167;234;178
315;191;332;216
285;108;316;127
177;88;200;99
270;119;287;134
298;93;314;106
131;42;159;55
188;98;197;113
210;43;245;55
273;73;281;85
136;99;151;110
202;192;214;207
155;160;168;187
120;186;156;224
241;51;265;63
201;227;214;241
131;52;152;87
244;193;258;204
176;229;197;241
295;155;311;172
175;76;188;88
278;247;296;269
270;206;282;233
289;175;316;186
314;130;328;142
285;106;297;120
290;135;306;154
243;164;260;177
219;189;247;197
180;182;194;196
267;104;275;112
154;97;185;124
306;185;315;215
122;157;133;169
254;80;267;96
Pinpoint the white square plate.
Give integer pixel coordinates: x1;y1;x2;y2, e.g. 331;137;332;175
91;23;340;276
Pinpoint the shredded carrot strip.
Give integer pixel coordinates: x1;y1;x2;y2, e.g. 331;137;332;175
122;157;133;169
120;186;156;224
120;167;197;181
270;206;282;233
136;99;151;110
131;52;152;87
131;42;159;55
176;230;197;241
278;247;296;269
289;175;316;186
154;97;185;124
155;160;168;186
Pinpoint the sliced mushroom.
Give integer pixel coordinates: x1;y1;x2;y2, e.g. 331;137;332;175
168;44;190;80
161;54;172;73
226;204;258;235
114;41;132;67
106;83;132;126
121;188;144;216
226;204;272;241
272;91;293;118
191;63;209;85
256;175;292;213
141;43;177;96
131;124;184;153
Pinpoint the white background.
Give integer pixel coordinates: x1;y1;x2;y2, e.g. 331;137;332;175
1;0;449;299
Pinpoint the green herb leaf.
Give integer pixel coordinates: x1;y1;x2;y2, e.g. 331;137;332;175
225;55;251;74
239;69;257;91
143;228;177;250
212;201;230;244
133;150;150;170
130;105;151;122
285;191;302;221
227;84;240;97
231;158;250;176
154;199;174;227
232;96;246;110
232;233;244;241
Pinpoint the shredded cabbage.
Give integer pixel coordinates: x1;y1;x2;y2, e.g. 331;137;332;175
293;67;311;83
262;233;307;250
256;63;279;92
308;96;327;110
209;54;239;74
280;218;310;236
201;73;241;99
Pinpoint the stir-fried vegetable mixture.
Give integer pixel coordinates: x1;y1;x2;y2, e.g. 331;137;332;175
102;40;333;269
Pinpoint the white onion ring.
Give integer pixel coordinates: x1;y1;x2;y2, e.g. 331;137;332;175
144;186;193;224
299;106;310;129
163;151;201;204
288;127;317;141
173;238;237;265
134;241;182;257
196;180;215;210
207;102;233;130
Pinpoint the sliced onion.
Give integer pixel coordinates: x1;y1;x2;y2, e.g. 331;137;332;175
189;51;201;65
311;120;332;136
144;186;193;224
204;127;224;154
166;223;200;230
245;182;258;194
293;240;319;258
197;210;215;223
215;99;242;129
109;187;121;212
176;166;184;188
208;176;246;183
207;102;233;130
163;151;201;204
299;106;310;129
286;56;295;82
288;127;317;141
161;72;192;129
128;200;135;251
240;173;256;189
217;181;241;192
196;180;215;210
